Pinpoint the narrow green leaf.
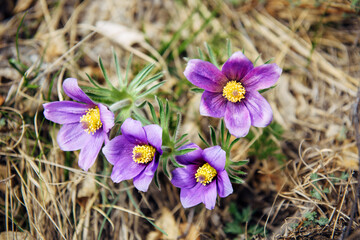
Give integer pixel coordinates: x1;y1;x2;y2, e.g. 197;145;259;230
164;99;170;130
47;70;59;101
113;50;125;89
209;126;217;146
133;110;152;125
135;100;147;108
156;96;165;128
228;172;245;184
258;85;277;94
230;159;249;166
136;81;165;99
229;167;247;175
205;42;219;68
86;73;102;88
264;58;273;64
134;72;163;93
173;112;182;142
170;156;184;168
225;130;231;148
253;54;262;66
162;158;170;178
154;169;161;190
197;47;204;60
99;57;115;89
128;64;155;90
226;39;232;58
175;148;196;156
175;133;188;145
229;138;240;150
198;133;210;148
125;53;133;85
176;139;190;149
190;88;204;93
147;102;159;124
220;119;225;146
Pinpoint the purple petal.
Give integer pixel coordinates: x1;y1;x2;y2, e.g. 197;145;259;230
184;59;228;92
57;123;90;151
110;157;146;183
102;135;135;165
63;78;94;104
143;124;163;154
98;104;114;133
180;183;203;208
221;51;253;81
202;181;217;210
43;101;87;124
78;131;105;171
242;63;282;91
200;91;227;118
244;91;273;127
133;157;159;192
202;146;226;172
224;102;251;138
216;170;233;198
175;143;204;166
121;118;147;145
171;165;198;189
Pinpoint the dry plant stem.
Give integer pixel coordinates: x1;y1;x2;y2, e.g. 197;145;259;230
343;87;360;239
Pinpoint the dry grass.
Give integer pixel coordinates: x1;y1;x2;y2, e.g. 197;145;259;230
0;0;360;239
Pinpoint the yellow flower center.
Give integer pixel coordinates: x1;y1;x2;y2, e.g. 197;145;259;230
222;81;246;103
132;145;156;164
80;106;102;134
195;163;217;186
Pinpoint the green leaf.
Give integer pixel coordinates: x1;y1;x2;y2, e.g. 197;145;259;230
162;158;170;178
125;53;133;85
226;39;232;58
175;133;188;145
175;148;196;156
136;81;165;99
220;119;225;146
164;99;170;130
113;50;125;89
173;112;182;142
133;110;152;125
170;156;184;168
134;72;163;93
198;133;210;148
147;102;159;124
205;42;219;68
258;85;277;94
253;54;262;66
86;73;102;88
230;160;249;166
128;64;155;91
264;58;273;64
190;87;204;93
316;217;329;226
154;169;161;190
228;172;245;184
99;57;116;89
156;96;165;129
197;47;204;60
229;137;240;150
209;126;217;146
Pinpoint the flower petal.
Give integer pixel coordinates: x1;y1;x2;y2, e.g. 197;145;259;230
63;78;94;104
143;124;163;154
180;183;203;208
98;103;115;133
175;143;203;166
224;102;251;138
202;146;226;172
244;91;273;127
57;123;90;151
133;157;159;192
202;181;217;210
78;131;105;171
43;101;87;124
242;63;282;91
221;51;253;81
171;165;198;189
110;158;145;183
200;91;227;118
121;118;147;145
102;135;135;165
184;59;228;92
216;170;233;198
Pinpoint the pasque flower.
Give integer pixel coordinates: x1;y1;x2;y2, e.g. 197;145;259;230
102;118;163;192
184;51;282;137
43;78;114;171
171;143;233;210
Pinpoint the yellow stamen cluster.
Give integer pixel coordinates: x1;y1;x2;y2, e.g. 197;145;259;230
80;106;102;134
132;145;156;164
222;81;246;103
195;163;217;186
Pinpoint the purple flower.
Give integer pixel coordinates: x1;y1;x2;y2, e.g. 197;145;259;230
184;51;282;137
43;78;114;171
171;143;233;210
102;118;163;192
